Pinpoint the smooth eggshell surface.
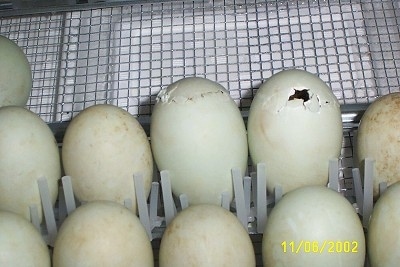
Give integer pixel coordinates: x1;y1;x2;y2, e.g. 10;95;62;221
0;35;32;107
356;92;400;198
368;181;400;267
0;211;50;267
262;186;365;267
159;204;256;267
53;201;154;267
62;104;153;213
247;69;343;194
151;77;248;205
0;106;60;223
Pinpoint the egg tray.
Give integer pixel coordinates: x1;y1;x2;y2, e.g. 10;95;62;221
34;151;377;266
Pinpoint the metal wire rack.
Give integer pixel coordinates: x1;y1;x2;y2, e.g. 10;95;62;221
1;0;399;122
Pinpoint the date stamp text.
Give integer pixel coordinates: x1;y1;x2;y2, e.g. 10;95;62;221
281;240;359;254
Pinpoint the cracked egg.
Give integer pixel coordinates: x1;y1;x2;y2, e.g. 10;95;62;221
247;69;343;194
150;77;248;206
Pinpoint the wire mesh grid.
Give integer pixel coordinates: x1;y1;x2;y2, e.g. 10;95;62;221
1;0;399;123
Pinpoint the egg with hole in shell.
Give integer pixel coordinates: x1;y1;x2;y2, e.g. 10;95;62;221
0;211;50;267
247;69;343;195
262;185;365;267
52;200;153;267
62;104;153;213
159;204;256;267
356;92;400;198
0;35;32;107
0;106;60;223
150;77;248;206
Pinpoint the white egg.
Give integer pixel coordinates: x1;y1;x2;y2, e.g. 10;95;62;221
150;77;248;205
0;210;50;267
262;186;365;267
53;200;153;267
356;92;400;198
0;35;32;107
62;104;153;213
0;106;60;223
247;69;343;194
368;181;400;267
159;204;255;267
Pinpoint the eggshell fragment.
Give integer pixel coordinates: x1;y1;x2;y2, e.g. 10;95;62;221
150;77;248;206
159;204;256;267
53;200;153;267
0;35;32;107
0;210;50;267
356;92;400;198
0;106;60;223
62;104;153;213
247;69;343;194
368;181;400;267
262;186;365;267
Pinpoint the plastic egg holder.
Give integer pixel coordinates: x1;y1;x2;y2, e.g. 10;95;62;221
352;158;388;229
159;160;341;235
31;157;378;246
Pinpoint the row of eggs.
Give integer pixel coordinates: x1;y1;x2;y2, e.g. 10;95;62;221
0;70;345;222
2;181;400;267
1;34;400;267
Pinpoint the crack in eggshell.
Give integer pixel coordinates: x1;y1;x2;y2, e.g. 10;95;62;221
156;86;228;104
303;93;321;112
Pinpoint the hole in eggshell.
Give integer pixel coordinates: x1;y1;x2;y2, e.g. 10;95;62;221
288;89;310;102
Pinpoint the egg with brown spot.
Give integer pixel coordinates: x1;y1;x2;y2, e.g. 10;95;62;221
159;204;256;267
356;92;400;198
62;104;153;213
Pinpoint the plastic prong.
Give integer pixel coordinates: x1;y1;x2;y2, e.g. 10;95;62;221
274;185;283;204
256;163;267;233
243;176;252;217
149;182;160;229
379;182;387;196
61;176;76;215
179;194;189;210
352;168;363;214
160;170;176;226
232;168;247;230
362;158;375;228
37;177;57;246
57;185;67;223
328;158;340;192
133;173;152;240
221;191;230;210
